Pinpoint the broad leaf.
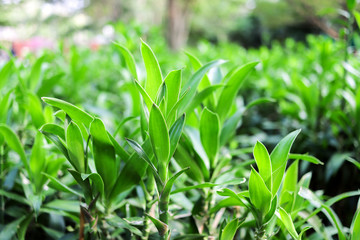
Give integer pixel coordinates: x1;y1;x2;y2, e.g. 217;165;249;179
200;108;220;169
141;40;162;104
249;167;272;214
90;118;117;196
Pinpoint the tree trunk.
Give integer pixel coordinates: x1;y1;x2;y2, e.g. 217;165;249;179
166;0;192;50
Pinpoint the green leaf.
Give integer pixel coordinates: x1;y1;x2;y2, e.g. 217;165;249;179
347;0;357;11
220;218;240;240
90;118;117;196
44;199;80;213
67;169;92;201
40;125;70;161
263;195;278;224
141;40;162;103
0;124;28;172
166;88;190;125
109;139;153;204
174;144;204;183
107;132;130;161
185;84;224;115
0;189;29;205
81;172;105;199
185;51;212;91
0;216;26;240
171;182;218;195
126;138;164;187
253;141;272;191
210;195;247;214
277;207;299;240
26;93;45;129
28;55;45;91
220;109;243;146
0;89;13;123
29;132;46;192
169;114;186;158
134;79;154;111
200;108;220;169
42;172;82;197
146;214;168;236
249;167;272;214
165;69;181;116
216;61;259;122
280;160;298;212
149;104;170;166
0;60;14;89
160;167;189;206
217;188;251;209
354;11;360;30
288;153;323;165
40;123;65;140
66;121;85;173
180;59;226;112
42;97;93;127
245;97;276;110
299;227;312;240
114;42;138;79
351;204;360;240
17;213;33;240
271;129;301;196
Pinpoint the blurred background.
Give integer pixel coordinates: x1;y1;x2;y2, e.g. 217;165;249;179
0;0;344;54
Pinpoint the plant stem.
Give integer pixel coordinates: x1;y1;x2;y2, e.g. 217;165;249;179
141;178;154;240
159;195;169;240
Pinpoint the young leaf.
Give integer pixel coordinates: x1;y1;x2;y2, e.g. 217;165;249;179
169;114;186;158
134;79;154;111
288;153;323;165
42;97;94;127
81;173;105;199
29;132;46;192
149;104;170;166
0;89;13;123
126;138;164;187
0;60;14;89
165;69;181;116
90;118;117;196
216;61;259;122
200;108;220;169
26;93;45;129
146;214;168;237
109;139;153;204
179;59;226;112
0;124;28;172
253;141;272;191
249;167;272;215
113;42;138;79
0;216;26;240
40;125;69;160
280;160;298;212
141;40;162;103
351;205;360;240
160;167;189;205
271;129;301;196
66;121;85;173
276;207;299;240
174;144;204;183
42;172;82;197
220;218;240;240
